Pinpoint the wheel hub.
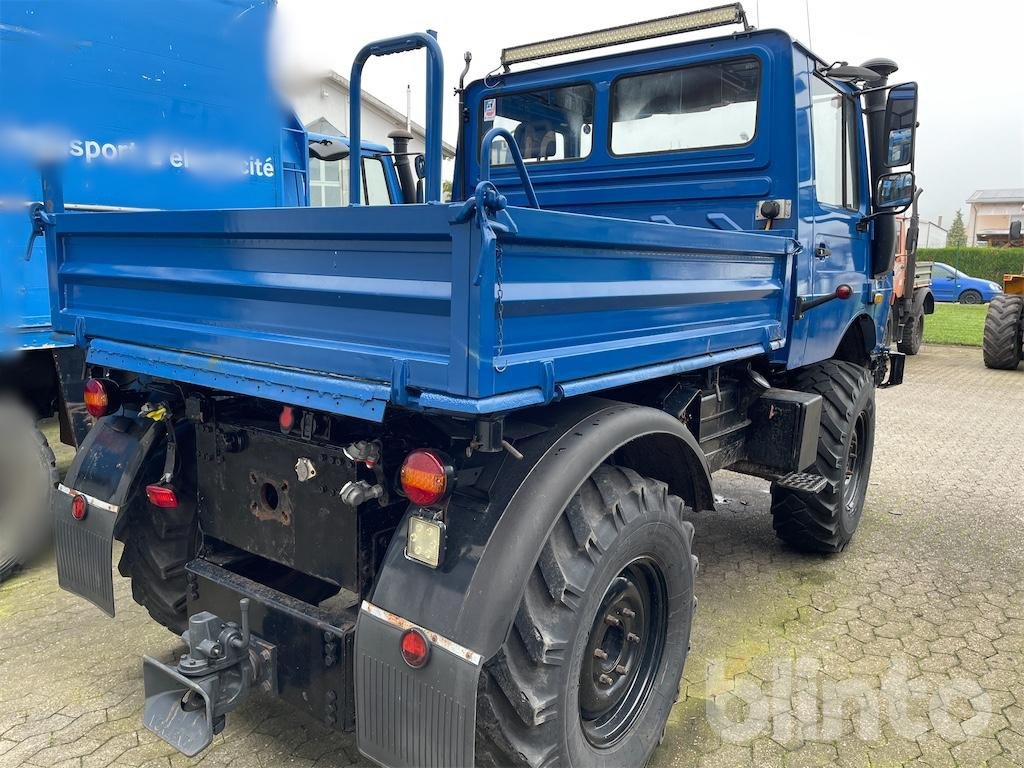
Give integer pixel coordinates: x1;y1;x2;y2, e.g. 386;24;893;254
579;559;667;748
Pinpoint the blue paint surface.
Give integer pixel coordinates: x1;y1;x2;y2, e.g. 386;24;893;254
45;26;895;419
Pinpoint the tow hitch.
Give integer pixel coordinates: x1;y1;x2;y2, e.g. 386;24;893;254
142;598;276;756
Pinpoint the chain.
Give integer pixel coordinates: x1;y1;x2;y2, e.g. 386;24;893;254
494;239;507;373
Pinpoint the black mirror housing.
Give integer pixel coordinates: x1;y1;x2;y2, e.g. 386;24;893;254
883;83;918;167
308;140;350;163
875;171;915;210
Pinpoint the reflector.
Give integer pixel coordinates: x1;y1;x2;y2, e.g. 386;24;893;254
146;485;179;509
501;4;748;67
400;628;431;668
71;494;88;520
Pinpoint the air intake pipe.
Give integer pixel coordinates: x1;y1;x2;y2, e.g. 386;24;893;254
388;129;419;204
862;57;899;277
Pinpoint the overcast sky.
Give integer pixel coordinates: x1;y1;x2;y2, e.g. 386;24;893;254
275;0;1024;226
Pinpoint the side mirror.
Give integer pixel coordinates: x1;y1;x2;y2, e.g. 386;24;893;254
875;171;915;210
308;140;350;163
883;83;918;167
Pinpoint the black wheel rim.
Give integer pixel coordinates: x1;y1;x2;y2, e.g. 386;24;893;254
842;411;868;516
579;557;668;748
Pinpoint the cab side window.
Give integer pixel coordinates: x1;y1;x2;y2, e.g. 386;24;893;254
810;75;859;210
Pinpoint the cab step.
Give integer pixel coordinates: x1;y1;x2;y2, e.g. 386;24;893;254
775;471;829;495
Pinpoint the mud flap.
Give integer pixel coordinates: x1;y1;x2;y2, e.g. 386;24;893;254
54;414;162;616
356;602;481;768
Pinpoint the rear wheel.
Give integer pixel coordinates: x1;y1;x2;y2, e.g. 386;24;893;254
475;465;697;767
0;400;57;582
771;360;875;553
116;424;198;633
959;289;983;305
897;312;924;356
982;293;1023;370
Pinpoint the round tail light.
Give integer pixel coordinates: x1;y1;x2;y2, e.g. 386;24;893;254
836;284;854;300
400;450;450;507
83;378;121;418
400;628;431;668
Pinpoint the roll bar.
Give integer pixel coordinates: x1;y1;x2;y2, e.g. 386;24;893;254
348;32;444;205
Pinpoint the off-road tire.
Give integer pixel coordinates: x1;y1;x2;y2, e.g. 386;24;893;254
771;360;875;553
116;498;197;633
475;465;697;768
115;427;198;634
982;293;1023;371
897;312;924;356
0;401;57;582
958;289;983;305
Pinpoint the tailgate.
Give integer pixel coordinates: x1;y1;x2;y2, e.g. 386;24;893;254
50;204;470;418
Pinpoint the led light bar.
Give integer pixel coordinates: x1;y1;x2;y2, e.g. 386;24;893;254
501;3;749;68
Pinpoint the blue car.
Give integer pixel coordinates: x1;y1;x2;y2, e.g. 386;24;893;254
930;262;1004;304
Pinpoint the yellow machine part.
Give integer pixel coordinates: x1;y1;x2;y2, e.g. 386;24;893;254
1004;275;1024;296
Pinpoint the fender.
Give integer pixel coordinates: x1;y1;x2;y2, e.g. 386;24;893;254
368;395;713;660
912;286;934;315
54;413;163;616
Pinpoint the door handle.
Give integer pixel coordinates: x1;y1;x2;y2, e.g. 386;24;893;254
814;243;832;260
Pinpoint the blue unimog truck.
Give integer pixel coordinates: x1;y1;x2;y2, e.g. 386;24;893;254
45;6;919;766
0;0;401;580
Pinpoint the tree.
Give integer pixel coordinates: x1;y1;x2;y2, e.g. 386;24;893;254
442;180;453;202
948;209;968;248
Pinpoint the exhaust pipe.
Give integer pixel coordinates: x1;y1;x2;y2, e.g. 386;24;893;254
142;599;276;757
388;129;419;204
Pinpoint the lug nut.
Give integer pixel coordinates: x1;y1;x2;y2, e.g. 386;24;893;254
599;674;613;686
615;664;628;675
627;632;641;644
604;614;621;627
622;607;636;619
593;649;608;660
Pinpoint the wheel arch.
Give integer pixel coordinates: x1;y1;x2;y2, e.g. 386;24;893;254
368;396;712;660
833;313;877;367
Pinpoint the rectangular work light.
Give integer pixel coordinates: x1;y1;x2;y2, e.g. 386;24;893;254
406;515;446;569
500;3;749;68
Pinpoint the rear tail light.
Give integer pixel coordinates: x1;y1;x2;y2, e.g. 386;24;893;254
400;449;450;507
83;378;121;418
145;484;179;509
400;628;431;668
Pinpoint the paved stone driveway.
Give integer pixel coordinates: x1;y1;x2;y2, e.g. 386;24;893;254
1;344;1022;767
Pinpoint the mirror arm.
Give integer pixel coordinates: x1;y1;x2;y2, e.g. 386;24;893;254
854;79;918;97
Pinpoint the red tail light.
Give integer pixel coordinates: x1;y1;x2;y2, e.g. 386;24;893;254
836;284;854;300
83;378;121;418
400;628;431;668
145;484;179;509
400;450;450;507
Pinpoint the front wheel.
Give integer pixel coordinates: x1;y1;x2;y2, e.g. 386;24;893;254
475;465;697;768
959;289;983;305
771;360;875;553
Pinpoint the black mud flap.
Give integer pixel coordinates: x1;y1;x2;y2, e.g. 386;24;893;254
55;414;161;616
356;602;481;768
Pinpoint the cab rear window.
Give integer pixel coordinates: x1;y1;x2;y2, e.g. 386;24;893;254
610;57;760;156
481;83;595;165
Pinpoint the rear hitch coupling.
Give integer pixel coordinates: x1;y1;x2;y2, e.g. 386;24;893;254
142;598;277;757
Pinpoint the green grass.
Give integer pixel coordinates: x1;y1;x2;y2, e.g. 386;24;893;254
922;302;988;347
